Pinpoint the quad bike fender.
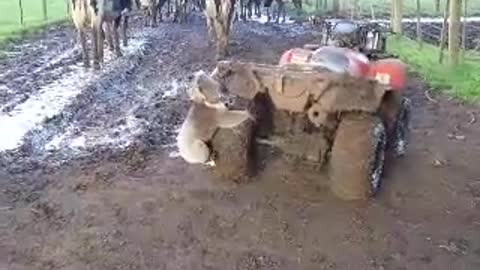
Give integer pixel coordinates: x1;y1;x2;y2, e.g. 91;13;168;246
367;58;407;91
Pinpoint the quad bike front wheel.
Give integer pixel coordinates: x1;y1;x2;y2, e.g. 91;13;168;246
330;113;386;201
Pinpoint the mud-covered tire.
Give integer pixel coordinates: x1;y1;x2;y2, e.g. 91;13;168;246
330;113;386;200
209;118;256;183
391;96;411;157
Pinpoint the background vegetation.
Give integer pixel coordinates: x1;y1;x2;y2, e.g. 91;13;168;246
0;0;68;42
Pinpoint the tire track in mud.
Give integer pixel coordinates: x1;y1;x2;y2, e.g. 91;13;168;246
0;25;78;112
0;18;217;172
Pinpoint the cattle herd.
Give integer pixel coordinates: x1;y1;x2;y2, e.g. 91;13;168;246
71;0;301;69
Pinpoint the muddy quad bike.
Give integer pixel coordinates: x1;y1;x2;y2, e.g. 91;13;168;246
307;19;394;61
188;47;411;201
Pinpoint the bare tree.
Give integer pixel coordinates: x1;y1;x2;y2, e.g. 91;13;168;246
205;0;236;59
448;0;462;66
439;0;450;64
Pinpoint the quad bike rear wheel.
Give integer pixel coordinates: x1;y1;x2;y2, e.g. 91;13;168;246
330;113;386;200
391;96;411;157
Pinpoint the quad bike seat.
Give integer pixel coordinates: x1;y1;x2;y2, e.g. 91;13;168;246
279;46;406;91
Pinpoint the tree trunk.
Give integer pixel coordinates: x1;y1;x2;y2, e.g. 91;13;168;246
439;0;450;64
392;0;402;34
448;0;462;66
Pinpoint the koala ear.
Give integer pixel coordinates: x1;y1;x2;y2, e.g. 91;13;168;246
194;70;222;103
188;86;206;102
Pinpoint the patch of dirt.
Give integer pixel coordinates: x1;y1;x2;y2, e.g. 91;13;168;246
1;13;480;270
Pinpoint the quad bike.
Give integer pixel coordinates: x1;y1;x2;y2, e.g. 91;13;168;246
308;18;395;60
182;46;411;201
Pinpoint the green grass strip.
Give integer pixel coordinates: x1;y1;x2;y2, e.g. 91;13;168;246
387;35;480;103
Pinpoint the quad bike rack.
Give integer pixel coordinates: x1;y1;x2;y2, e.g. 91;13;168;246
199;60;411;201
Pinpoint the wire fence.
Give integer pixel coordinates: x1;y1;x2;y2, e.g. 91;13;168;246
380;1;480;62
3;0;480;60
0;0;70;40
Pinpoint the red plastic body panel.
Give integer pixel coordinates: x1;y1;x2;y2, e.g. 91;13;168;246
367;58;407;91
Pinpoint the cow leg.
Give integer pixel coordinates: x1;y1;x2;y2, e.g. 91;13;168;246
207;17;216;43
114;18;123;57
143;8;149;26
158;2;164;22
247;0;252;19
122;15;128;47
166;0;171;17
105;23;115;52
280;1;285;23
96;19;105;67
79;29;90;68
92;24;100;69
215;0;235;59
152;5;158;27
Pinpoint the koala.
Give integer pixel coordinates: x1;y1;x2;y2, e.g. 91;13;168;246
177;70;252;166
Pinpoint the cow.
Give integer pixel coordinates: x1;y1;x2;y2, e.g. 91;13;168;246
172;0;191;23
264;0;285;23
237;0;261;21
137;0;160;26
137;0;171;25
205;0;236;59
71;0;132;69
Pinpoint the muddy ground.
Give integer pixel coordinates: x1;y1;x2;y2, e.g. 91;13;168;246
1;13;480;270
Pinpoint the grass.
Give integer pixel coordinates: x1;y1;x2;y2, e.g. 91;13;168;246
301;0;480;18
0;0;69;43
387;35;480;102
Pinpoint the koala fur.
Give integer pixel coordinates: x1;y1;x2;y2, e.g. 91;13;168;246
177;70;252;165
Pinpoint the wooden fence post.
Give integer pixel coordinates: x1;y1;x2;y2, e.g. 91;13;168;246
42;0;48;21
66;0;71;16
416;0;422;48
18;0;24;26
462;0;468;59
370;3;375;19
392;0;403;35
